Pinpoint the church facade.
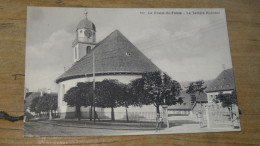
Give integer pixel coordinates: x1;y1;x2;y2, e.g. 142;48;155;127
55;13;160;119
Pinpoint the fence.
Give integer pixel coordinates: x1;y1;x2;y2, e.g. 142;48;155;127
207;104;233;128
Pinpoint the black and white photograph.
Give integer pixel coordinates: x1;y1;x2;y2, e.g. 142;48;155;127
24;7;241;137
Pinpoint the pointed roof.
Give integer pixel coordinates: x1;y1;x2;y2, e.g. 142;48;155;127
56;30;160;83
168;92;192;110
205;68;236;92
77;15;96;31
194;91;207;102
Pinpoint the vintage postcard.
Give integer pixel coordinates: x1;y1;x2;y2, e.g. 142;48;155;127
24;7;241;137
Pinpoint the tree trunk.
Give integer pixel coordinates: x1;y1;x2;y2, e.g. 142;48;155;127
111;107;115;122
228;107;231;120
76;106;81;121
89;106;92;121
49;110;52;120
156;105;160;115
125;108;129;123
231;105;233;119
94;106;96;123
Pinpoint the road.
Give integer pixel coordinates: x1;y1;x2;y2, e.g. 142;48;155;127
24;121;147;137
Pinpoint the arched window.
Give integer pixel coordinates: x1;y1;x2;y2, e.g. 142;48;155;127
74;47;78;60
93;32;96;42
62;84;66;106
86;46;91;54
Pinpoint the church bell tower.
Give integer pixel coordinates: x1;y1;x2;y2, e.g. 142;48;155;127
73;11;96;62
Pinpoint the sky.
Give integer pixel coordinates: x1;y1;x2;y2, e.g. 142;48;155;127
25;7;233;92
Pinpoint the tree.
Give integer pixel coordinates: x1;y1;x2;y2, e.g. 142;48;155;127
213;90;237;119
186;80;207;111
186;80;207;94
95;79;124;121
76;82;94;121
64;82;92;121
30;93;58;119
130;71;182;114
30;96;41;116
118;83;139;123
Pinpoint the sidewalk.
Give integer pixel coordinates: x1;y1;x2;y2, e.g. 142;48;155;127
126;124;241;135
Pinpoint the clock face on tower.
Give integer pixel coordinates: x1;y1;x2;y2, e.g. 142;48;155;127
84;30;92;38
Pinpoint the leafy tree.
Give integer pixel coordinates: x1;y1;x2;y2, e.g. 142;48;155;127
130;71;182;114
186;80;207;111
30;96;41;116
77;82;94;121
30;93;58;119
64;82;92;121
213;91;237;119
95;79;124;121
118;83;139;123
186;80;207;94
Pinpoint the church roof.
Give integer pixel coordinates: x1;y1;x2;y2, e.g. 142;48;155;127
56;30;160;83
77;17;96;31
205;68;236;92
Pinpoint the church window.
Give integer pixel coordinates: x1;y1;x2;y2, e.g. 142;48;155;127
86;46;91;54
62;84;66;106
93;32;96;42
126;52;131;56
74;47;78;60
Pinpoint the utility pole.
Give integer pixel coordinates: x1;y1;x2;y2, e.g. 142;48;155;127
93;49;96;123
161;72;169;128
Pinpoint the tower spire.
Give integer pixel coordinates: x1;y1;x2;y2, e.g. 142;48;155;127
84;9;88;18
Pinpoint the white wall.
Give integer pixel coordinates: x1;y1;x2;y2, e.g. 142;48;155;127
207;90;233;103
58;74;142;118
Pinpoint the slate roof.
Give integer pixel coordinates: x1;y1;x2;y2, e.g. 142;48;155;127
168;91;207;110
168;92;192;110
205;68;235;92
194;91;207;102
56;30;160;83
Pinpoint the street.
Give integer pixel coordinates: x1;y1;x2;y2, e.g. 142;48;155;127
24;121;147;137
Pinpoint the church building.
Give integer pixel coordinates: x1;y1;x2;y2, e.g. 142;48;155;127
56;12;160;119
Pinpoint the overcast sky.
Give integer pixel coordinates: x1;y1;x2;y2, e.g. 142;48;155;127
25;7;233;92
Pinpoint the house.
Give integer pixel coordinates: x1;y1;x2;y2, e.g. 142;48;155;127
168;92;193;116
204;68;239;128
168;91;208;116
205;68;236;103
191;91;208;115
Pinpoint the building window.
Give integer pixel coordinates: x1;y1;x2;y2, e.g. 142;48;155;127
86;46;91;54
74;47;78;60
62;84;66;106
93;32;96;42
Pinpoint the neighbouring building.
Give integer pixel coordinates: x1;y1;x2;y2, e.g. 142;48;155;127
191;91;208;115
205;68;239;128
168;92;193;116
205;68;236;103
168;91;208;116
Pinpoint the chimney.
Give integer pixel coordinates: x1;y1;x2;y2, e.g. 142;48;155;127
47;89;51;94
